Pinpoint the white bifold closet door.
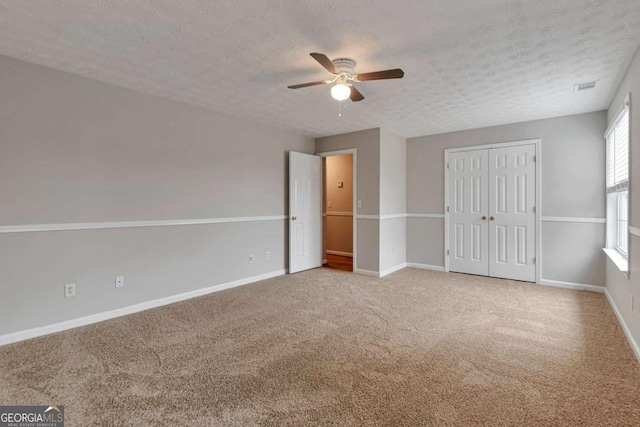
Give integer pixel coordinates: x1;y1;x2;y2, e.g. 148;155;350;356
448;150;490;276
488;145;536;281
448;144;536;282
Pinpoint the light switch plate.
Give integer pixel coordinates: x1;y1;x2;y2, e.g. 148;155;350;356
115;275;124;288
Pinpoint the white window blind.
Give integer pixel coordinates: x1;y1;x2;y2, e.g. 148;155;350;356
606;109;629;193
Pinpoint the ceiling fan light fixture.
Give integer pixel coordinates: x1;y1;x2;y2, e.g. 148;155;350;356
288;53;405;104
331;83;351;101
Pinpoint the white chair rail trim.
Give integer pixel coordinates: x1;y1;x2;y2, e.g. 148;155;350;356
0;215;288;234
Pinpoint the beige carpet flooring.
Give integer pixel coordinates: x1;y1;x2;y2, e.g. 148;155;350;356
1;268;639;426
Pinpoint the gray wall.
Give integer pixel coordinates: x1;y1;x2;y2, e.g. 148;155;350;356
316;127;408;273
407;217;445;267
379;128;407;271
316;129;380;272
380;128;407;216
606;44;640;349
0;55;314;336
380;218;406;271
316;129;381;216
407;111;607;286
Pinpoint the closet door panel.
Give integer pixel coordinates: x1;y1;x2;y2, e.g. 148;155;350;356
448;150;489;276
488;145;536;282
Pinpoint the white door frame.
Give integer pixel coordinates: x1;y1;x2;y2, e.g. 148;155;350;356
444;139;541;283
316;148;357;271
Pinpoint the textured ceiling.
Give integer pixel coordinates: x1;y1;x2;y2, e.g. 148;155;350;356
1;1;639;138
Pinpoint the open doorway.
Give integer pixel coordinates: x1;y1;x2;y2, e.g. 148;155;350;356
322;153;354;272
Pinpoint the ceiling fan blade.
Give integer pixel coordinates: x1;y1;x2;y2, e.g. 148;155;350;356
288;80;329;89
350;85;365;102
355;68;405;81
310;52;339;74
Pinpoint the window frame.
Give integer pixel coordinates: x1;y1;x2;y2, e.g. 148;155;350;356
604;93;630;274
615;190;628;256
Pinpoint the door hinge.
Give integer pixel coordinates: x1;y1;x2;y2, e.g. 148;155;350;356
447;249;450;256
533;257;536;264
533;206;536;213
533;155;536;162
446;162;450;169
446;206;450;212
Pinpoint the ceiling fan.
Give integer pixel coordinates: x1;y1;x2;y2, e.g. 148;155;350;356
288;53;404;102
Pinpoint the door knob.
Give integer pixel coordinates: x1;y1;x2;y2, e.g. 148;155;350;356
291;216;297;221
490;216;495;221
482;216;487;220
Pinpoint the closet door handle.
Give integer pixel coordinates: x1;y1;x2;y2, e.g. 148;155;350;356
482;216;487;221
490;216;495;221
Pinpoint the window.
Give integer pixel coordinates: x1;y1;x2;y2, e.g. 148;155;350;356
605;94;630;266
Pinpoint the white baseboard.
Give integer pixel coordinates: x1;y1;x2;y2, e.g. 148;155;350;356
0;269;287;347
538;278;605;293
353;268;380;277
605;288;640;364
354;263;409;278
406;263;446;272
325;250;353;257
379;263;407;278
340;262;456;277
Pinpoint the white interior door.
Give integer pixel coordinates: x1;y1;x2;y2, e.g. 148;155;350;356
289;152;322;274
488;145;536;282
448;150;490;276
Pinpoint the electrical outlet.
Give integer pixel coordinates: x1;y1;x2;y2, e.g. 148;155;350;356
249;254;254;263
64;283;76;298
115;275;124;288
357;200;363;208
328;201;332;208
265;251;270;260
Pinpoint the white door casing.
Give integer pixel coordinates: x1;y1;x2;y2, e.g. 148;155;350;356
448;150;490;276
289;152;322;274
488;145;536;282
445;141;538;283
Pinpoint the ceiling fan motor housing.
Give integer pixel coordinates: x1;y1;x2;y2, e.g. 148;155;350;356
332;58;356;77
